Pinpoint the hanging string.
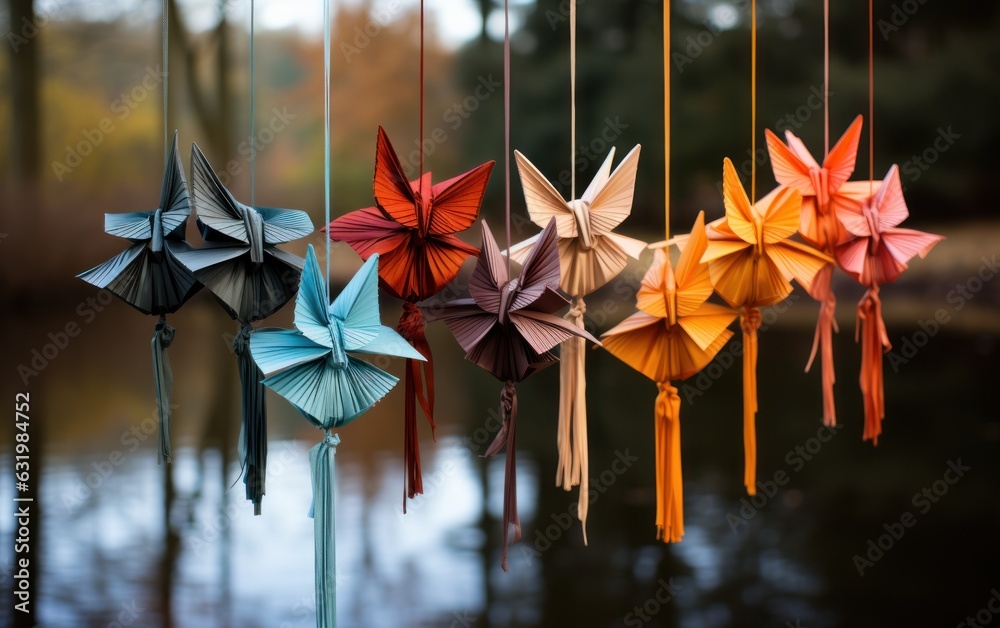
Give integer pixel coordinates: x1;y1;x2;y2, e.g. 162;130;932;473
570;0;576;199
868;0;874;194
663;0;670;240
323;0;331;282
504;0;511;276
419;0;425;194
249;0;256;208
750;0;757;203
823;0;829;155
161;0;169;165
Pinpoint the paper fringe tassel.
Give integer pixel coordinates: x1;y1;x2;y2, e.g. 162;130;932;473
858;287;889;445
397;302;435;511
309;431;340;628
741;308;761;495
805;264;838;426
655;382;683;542
556;296;589;544
235;323;267;515
152;316;175;464
484;381;520;572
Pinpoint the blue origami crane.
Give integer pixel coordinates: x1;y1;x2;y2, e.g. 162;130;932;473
250;244;422;627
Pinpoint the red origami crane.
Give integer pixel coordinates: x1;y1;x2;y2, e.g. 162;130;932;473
765;115;863;426
425;218;599;571
834;165;943;443
327;126;494;507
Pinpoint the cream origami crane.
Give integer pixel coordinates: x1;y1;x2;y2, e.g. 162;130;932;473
509;145;646;543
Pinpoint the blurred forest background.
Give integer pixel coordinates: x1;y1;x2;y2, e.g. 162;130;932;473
1;1;999;627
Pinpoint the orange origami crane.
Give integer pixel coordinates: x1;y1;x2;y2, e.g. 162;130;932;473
327;126;494;507
765;116;863;426
834;165;943;444
602;211;736;542
702;158;830;495
509;146;646;543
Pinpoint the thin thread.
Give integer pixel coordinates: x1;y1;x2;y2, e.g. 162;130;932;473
570;0;576;200
663;0;670;240
868;0;874;195
823;0;829;155
419;0;425;191
750;0;757;203
324;0;331;283
162;0;168;165
504;0;511;277
249;0;256;208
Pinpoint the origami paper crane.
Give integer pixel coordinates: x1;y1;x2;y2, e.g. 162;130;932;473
174;142;313;514
508;146;646;543
765;115;863;426
425;219;599;571
602;211;736;542
250;244;423;627
327;126;493;508
78;131;201;464
702;158;830;495
834;165;943;443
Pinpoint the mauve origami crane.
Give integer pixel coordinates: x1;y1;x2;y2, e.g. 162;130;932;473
703;158;830;495
765;115;863;426
78;131;201;464
327;126;493;508
602;212;736;541
250;244;423;627
174;142;313;514
508;146;646;542
425;219;599;571
834;165;943;443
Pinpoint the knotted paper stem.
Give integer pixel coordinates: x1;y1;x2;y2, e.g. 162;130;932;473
857;287;888;445
556;296;589;544
397;301;436;509
484;381;520;572
152;316;175;464
309;430;340;628
741;307;762;495
805;264;839;426
234;323;267;514
655;382;683;542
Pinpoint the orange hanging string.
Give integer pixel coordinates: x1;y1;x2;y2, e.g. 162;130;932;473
750;0;757;203
655;382;683;542
823;0;830;154
663;0;670;240
742;307;761;495
868;0;874;193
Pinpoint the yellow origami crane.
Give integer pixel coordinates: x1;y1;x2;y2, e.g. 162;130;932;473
602;211;736;542
702;158;830;495
509;146;646;543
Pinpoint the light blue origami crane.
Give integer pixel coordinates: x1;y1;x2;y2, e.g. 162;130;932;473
249;243;423;627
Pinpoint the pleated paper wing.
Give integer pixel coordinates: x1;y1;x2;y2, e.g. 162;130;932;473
508;146;647;296
835;165;944;287
327;126;492;301
603;212;736;382
173;143;313;323
702;159;831;309
425;219;600;382
250;245;424;429
78;131;201;314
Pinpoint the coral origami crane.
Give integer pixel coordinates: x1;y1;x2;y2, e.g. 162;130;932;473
78;131;201;464
250;245;424;627
174;142;314;514
765;115;863;425
426;219;599;571
602;212;736;541
328;126;493;507
509;146;646;542
834;165;943;444
703;158;830;495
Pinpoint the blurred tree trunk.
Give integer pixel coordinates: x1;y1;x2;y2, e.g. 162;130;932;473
8;0;40;185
